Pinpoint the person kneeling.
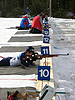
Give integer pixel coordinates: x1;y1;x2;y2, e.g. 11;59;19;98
30;14;43;33
18;15;29;30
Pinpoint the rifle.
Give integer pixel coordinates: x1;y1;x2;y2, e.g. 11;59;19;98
25;53;69;60
43;24;51;26
43;23;51;29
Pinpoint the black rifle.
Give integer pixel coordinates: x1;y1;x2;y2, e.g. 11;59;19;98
25;53;69;60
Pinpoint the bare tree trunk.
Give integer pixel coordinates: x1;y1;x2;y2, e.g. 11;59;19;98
31;0;37;14
1;0;4;10
5;0;7;6
1;0;7;9
24;0;25;9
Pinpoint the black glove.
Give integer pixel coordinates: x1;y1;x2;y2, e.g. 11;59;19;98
32;52;38;61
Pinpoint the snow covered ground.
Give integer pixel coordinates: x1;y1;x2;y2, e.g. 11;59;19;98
49;18;75;100
0;17;75;100
0;18;20;44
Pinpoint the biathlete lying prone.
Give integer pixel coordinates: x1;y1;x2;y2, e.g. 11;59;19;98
0;46;38;68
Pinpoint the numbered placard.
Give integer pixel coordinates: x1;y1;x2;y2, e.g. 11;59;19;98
38;66;50;80
43;36;50;43
41;46;49;55
43;29;49;35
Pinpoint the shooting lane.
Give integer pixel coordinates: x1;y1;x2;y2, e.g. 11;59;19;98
36;23;55;100
6;18;55;100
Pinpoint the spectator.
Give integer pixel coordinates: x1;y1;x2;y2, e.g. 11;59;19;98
26;7;30;15
41;12;45;20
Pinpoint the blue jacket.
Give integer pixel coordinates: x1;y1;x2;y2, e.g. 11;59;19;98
20;16;29;28
26;8;30;13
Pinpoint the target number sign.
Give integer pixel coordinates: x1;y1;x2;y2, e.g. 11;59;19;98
43;29;49;35
43;36;50;43
38;66;50;80
41;46;49;55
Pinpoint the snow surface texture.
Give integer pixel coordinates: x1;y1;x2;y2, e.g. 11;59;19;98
49;17;75;100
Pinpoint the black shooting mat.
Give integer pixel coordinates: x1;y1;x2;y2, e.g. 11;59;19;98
15;30;43;34
0;45;40;75
0;45;41;52
8;36;42;42
15;30;29;34
0;59;39;75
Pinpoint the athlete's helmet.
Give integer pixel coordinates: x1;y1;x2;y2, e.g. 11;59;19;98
26;46;34;52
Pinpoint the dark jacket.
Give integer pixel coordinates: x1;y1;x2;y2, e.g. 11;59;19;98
17;52;32;67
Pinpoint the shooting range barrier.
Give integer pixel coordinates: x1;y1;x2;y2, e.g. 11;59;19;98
36;25;55;100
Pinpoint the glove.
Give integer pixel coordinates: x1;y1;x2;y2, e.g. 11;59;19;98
32;56;37;61
32;52;38;61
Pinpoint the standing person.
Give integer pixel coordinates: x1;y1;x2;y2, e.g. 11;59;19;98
44;15;49;25
41;12;45;20
30;13;43;33
18;15;29;30
0;46;37;68
26;7;30;15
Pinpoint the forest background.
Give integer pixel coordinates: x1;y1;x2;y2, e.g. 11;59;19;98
0;0;75;18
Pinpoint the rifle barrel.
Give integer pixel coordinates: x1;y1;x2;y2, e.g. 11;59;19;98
51;53;69;56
